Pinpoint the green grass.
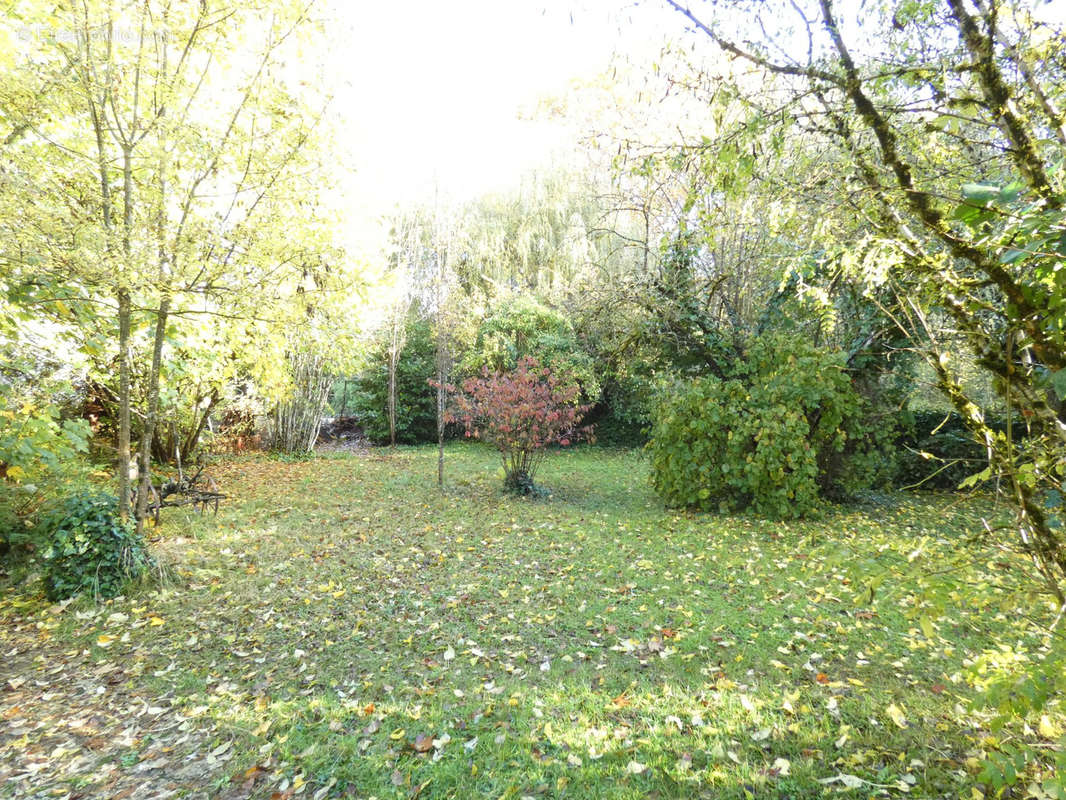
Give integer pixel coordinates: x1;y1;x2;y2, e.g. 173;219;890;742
1;444;1061;799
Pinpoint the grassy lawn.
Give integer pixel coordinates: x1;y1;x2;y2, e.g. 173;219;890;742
1;445;1058;799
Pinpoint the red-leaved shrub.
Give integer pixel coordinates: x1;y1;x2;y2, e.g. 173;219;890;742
445;357;592;493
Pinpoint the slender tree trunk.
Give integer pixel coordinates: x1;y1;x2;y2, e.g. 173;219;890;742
181;390;218;459
117;288;132;519
388;346;398;447
116;141;136;519
135;101;171;534
135;294;169;536
436;356;445;488
86;53;123;514
434;270;449;488
385;303;408;448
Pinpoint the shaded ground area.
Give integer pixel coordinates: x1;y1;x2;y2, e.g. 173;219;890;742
1;446;1056;798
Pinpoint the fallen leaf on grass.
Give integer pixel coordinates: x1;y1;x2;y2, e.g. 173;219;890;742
819;774;865;788
886;703;908;729
237;764;267;782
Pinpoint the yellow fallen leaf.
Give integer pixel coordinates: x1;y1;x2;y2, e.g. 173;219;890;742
919;616;935;639
886;703;908;729
149;616;165;626
1038;715;1059;738
96;634;115;647
389;728;406;740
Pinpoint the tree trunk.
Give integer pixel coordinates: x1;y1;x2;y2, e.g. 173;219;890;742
436;357;445;488
117;138;136;519
182;390;218;459
117;288;132;519
388;347;398;447
135;294;170;536
272;350;333;453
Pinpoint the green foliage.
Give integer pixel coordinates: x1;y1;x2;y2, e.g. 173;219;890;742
0;383;91;554
648;335;860;518
461;295;601;401
40;490;153;601
969;645;1066;798
0;384;89;486
352;318;437;444
587;374;654;448
642;231;740;376
893;410;1015;490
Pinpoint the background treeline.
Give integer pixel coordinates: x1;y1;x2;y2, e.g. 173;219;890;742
1;0;1058;569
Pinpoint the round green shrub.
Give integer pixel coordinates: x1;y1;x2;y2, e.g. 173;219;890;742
40;490;153;600
460;295;601;401
648;335;860;519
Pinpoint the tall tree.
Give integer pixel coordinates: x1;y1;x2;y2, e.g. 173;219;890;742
2;0;339;526
662;0;1066;606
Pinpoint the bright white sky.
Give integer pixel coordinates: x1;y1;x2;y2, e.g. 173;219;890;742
310;0;1066;262
315;0;673;254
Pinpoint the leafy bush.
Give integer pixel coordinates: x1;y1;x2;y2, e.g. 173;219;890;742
351;318;438;444
585;374;654;448
648;335;861;518
460;295;601;401
40;491;153;600
445;357;592;493
1;386;90;557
